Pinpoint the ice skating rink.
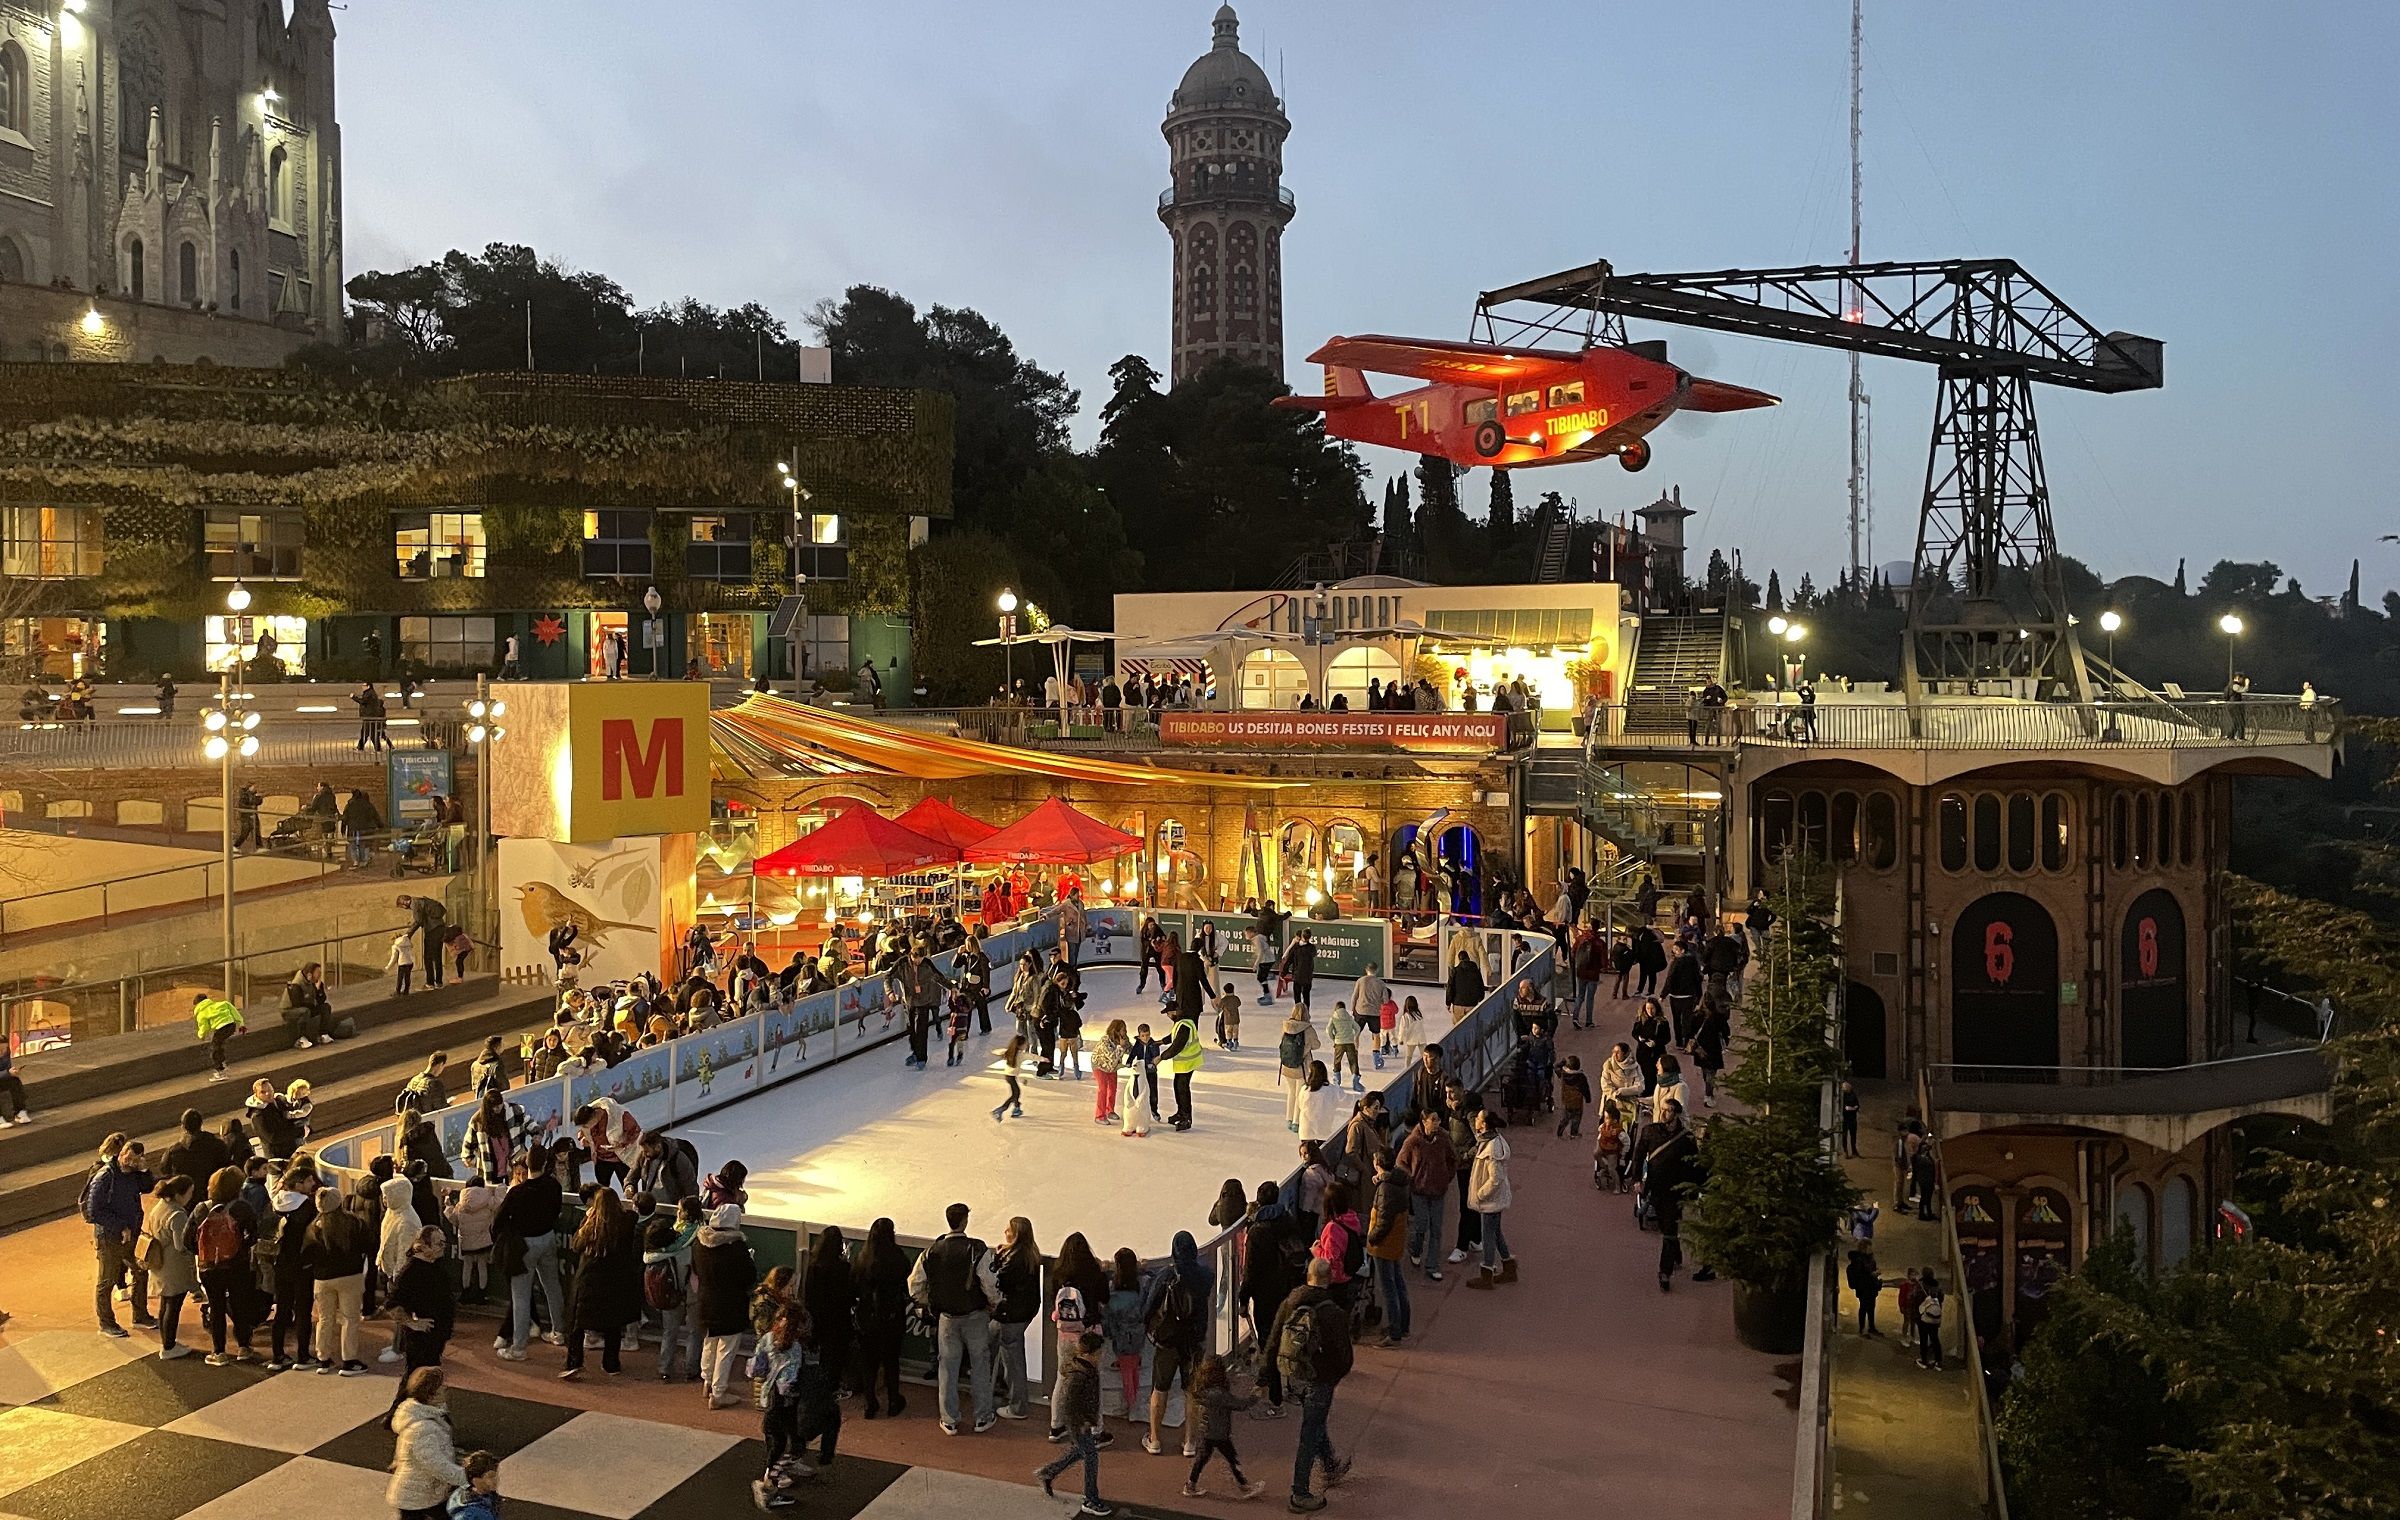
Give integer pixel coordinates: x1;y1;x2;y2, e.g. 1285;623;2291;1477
666;965;1332;1256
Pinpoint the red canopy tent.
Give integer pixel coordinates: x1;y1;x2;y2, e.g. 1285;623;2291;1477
753;807;960;878
893;796;1000;851
961;797;1142;866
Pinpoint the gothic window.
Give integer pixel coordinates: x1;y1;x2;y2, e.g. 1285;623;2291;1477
178;241;197;304
0;238;24;284
117;26;163;160
0;41;27;138
127;238;145;301
267;146;287;221
229;250;242;312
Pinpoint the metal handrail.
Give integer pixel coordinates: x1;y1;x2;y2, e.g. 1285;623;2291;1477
2;714;465;770
1585;695;2337;751
1923;1043;2324;1087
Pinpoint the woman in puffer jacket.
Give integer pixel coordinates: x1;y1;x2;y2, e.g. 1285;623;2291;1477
386;1366;467;1519
1464;1108;1518;1290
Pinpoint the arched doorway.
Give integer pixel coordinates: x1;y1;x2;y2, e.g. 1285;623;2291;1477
1843;981;1888;1078
2119;887;2188;1068
1326;646;1400;710
1237;648;1306;709
1950;892;2060;1070
1277;819;1318;907
2013;1188;2073;1335
2112;1180;2153;1267
1386;821;1483;919
1954;1186;2005;1341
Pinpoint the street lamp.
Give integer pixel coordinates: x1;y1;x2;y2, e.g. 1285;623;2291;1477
2218;612;2244;685
997;588;1019;699
2098;609;2123;674
200;674;261;1006
466;676;507;929
642;585;663;679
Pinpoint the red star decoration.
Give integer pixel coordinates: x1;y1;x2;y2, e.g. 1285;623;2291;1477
531;614;566;646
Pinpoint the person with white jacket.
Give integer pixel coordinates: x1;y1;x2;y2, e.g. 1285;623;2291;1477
386;1366;468;1519
1296;1062;1350;1147
1464;1109;1518;1290
377;1175;422;1365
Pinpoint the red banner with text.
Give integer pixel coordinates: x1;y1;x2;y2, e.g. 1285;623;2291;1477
1158;711;1507;753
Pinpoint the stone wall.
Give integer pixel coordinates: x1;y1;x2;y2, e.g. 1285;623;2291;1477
0;280;318;366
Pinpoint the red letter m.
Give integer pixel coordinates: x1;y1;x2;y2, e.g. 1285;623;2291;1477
601;717;682;801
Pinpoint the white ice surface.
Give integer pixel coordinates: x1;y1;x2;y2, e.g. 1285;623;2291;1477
664;965;1341;1257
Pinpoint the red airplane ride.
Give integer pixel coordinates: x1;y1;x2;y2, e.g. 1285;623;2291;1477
1274;334;1777;472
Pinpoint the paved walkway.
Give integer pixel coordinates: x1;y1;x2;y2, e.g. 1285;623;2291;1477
0;988;1798;1520
1825;1081;1987;1520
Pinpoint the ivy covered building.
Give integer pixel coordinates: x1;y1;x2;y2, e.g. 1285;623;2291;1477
0;364;952;684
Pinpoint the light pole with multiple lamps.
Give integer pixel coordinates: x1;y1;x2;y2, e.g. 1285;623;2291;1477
642;585;664;679
199;666;261;1002
778;461;812;690
464;677;506;935
997;588;1019;699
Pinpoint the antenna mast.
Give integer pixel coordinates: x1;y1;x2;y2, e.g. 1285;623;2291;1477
1846;0;1868;593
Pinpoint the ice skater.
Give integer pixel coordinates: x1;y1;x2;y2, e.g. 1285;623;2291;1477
1131;1024;1162;1126
992;1035;1027;1122
946;989;974;1068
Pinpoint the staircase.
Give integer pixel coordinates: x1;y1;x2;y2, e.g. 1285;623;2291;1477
1622;614;1729;735
1525;746;1584;814
1533;510;1575;583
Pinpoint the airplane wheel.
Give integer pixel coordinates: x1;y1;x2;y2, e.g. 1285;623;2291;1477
1618;439;1652;472
1472;420;1506;458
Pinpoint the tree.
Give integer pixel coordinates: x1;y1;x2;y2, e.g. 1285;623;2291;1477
2172;557;2188;595
812;285;1078;532
1705;548;1731;600
2199;559;2283;602
1765;569;1784;610
1382;474;1413;554
1414;453;1471;580
908;529;1025;703
1090;357;1367;591
1486;468;1515;546
1791;572;1817;610
2344;558;2362;614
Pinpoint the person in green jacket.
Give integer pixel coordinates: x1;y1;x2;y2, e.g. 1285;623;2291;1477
194;994;244;1082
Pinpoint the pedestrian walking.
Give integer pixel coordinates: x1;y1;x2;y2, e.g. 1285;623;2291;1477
1035;1330;1118;1517
1463;1109;1518;1289
1267;1259;1354;1512
1183;1352;1266;1499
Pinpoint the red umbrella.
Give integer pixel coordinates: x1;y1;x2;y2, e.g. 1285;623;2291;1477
893;796;1000;851
754;808;960;878
961;796;1142;866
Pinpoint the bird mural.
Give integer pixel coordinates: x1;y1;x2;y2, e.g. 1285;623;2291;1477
516;881;654;948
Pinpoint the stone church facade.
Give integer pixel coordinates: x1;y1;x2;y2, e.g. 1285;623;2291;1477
0;0;341;363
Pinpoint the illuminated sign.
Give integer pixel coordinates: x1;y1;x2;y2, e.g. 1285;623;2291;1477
490;681;709;843
1159;711;1507;754
1544;407;1609;437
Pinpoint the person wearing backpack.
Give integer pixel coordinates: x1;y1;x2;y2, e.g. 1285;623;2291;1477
300;1183;373;1374
906;1201;1003;1435
1276;1010;1318;1134
1309;1183;1366;1311
1267;1258;1354;1512
84;1138;155;1337
632;1128;703;1206
396;1052;452;1120
1914;1269;1947;1370
642;1211;699;1381
1140;1229;1214;1459
141;1176;199;1360
192;1166;260;1363
260;1162;322;1370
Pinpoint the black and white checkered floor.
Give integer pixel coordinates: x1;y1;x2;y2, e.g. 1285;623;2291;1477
0;1331;1175;1520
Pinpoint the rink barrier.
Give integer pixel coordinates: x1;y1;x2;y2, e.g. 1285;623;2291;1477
302;906;1548;1412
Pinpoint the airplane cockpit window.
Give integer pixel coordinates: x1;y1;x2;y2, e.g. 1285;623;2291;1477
1465;398;1498;426
1504;390;1541;417
1547;381;1585;407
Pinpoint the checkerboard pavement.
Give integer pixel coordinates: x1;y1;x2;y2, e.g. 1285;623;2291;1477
0;1331;1179;1520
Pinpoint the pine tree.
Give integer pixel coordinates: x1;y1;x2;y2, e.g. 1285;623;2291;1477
1793;572;1816;610
1705;549;1731;599
1415;454;1469;578
2173;557;2187;595
1765;569;1784;610
2344;558;2362;614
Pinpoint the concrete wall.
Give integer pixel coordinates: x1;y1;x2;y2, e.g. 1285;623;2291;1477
0;828;327;933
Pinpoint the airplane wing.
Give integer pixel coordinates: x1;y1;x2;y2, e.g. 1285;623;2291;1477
1305;334;1582;386
1271;394;1372;412
1685;378;1779;412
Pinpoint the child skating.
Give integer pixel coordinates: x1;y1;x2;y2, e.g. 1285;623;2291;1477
992;1035;1026;1122
945;989;973;1067
1327;1002;1363;1092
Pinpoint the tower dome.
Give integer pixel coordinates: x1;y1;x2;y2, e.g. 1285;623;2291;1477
1173;5;1276;112
1159;5;1294;386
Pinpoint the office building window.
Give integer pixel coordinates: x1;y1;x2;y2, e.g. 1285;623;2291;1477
684;512;753;581
797;614;849;680
394;512;487;578
1;505;105;578
581;509;653;578
797;512;848;581
398;615;496;674
204;510;303;580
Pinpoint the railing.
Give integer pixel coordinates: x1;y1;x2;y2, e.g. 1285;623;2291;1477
1157;184;1297;213
1922;1043;2324;1088
0;912;482;1052
0;827;440;939
1585;696;2338;752
1916;1072;2012;1520
1;714;465;770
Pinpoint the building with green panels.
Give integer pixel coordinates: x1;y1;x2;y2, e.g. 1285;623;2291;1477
0;365;952;687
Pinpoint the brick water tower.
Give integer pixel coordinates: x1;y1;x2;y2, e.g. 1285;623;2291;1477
1160;5;1293;385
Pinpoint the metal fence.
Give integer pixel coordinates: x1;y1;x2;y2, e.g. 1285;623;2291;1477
1589;695;2337;752
1;715;464;771
1922;1044;2324;1088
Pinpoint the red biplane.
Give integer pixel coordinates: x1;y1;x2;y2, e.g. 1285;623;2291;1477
1274;334;1776;472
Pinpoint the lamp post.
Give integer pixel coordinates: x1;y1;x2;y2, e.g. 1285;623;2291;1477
997;588;1019;699
778;462;812;688
642;585;663;680
465;676;506;934
2218;612;2244;686
2098;609;2123;674
200;665;260;1003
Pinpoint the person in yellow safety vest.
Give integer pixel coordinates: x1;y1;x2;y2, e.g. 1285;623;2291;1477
1163;1011;1204;1131
193;993;244;1083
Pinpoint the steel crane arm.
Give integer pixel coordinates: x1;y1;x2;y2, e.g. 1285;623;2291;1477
1477;258;2161;394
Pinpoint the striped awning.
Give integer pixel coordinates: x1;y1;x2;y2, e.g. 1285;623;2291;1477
1121;657;1213;682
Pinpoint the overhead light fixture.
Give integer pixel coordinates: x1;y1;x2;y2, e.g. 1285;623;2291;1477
225;581;252;612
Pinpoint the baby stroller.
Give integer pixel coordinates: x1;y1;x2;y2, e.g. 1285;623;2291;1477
1499;1052;1542;1129
390;818;446;876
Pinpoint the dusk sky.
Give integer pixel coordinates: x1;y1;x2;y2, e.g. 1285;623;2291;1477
339;2;2399;597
